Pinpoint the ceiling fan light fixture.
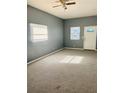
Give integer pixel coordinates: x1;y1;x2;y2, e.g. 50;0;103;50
53;0;76;10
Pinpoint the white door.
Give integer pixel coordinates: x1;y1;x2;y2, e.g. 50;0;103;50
83;26;97;50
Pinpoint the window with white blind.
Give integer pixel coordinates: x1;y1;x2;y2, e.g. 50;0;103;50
70;27;80;40
30;23;48;42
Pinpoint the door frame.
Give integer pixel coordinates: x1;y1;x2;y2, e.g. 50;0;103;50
83;25;97;50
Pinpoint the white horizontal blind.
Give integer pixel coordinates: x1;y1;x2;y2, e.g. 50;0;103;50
30;23;48;42
70;27;80;40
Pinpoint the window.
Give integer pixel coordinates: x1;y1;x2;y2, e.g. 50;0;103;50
70;27;80;40
87;28;94;32
30;23;48;42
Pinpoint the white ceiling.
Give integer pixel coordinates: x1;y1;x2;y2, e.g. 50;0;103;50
27;0;97;19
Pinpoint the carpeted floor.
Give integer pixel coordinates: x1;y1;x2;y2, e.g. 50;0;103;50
27;49;97;93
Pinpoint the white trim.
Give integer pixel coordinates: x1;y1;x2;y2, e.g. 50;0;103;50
64;47;97;51
83;25;97;50
64;47;84;50
83;48;97;51
27;47;97;65
27;48;64;65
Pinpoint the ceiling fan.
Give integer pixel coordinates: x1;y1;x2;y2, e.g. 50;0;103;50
53;0;76;10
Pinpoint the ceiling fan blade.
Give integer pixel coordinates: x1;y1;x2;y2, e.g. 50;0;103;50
53;5;62;8
65;0;74;2
66;2;76;5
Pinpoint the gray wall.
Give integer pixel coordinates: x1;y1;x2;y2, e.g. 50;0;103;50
64;16;97;48
27;5;97;62
27;6;64;62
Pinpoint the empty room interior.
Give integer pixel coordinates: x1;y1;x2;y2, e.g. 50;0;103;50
27;0;97;93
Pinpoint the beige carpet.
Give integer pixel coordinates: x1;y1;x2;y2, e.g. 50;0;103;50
28;49;97;93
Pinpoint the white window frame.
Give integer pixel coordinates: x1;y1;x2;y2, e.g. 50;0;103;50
30;23;48;42
70;27;80;40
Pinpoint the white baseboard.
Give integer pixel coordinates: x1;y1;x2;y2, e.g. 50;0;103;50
64;47;84;50
27;48;64;65
84;49;97;51
64;47;97;51
27;47;97;65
